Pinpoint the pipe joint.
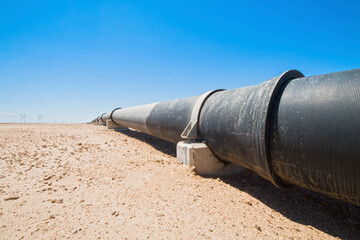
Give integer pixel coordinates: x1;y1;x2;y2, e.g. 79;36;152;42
110;108;122;124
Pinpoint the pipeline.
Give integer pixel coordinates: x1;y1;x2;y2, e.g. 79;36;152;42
90;113;107;126
93;69;360;206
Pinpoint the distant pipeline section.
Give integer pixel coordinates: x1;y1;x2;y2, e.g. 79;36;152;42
91;69;360;206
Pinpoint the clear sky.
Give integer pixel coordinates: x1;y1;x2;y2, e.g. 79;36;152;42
1;0;359;123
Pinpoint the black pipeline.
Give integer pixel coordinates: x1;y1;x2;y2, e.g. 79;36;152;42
93;69;360;206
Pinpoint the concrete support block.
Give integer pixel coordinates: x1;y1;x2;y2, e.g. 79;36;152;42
98;120;106;126
176;141;245;177
106;119;128;130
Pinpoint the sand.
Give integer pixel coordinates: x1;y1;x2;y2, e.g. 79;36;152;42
0;124;359;239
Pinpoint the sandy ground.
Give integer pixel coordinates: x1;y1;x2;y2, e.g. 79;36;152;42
0;124;359;239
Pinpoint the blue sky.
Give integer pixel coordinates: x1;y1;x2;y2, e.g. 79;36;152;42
1;0;359;123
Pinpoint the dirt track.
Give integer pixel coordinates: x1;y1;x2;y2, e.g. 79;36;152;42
0;124;359;239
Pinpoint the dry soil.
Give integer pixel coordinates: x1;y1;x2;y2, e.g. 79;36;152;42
0;124;359;239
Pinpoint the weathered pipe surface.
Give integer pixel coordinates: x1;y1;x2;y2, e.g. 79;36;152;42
270;69;360;205
198;70;304;187
96;68;360;205
112;96;200;143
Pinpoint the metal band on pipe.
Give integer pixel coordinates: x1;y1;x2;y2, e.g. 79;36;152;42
100;113;106;122
110;108;122;124
181;89;225;140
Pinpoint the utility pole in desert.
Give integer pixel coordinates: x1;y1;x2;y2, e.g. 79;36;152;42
20;114;27;123
37;114;44;123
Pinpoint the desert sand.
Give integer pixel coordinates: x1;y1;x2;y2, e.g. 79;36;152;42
0;124;359;239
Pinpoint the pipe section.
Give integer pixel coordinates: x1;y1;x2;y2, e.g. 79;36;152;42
270;69;360;205
198;70;304;187
112;96;200;143
93;69;360;205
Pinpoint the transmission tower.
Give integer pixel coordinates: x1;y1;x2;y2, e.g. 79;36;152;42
20;114;27;123
37;114;44;123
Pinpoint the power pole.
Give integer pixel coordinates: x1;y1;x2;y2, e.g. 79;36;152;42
37;114;44;123
20;114;27;123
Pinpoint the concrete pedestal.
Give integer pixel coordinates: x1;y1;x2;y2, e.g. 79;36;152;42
106;120;128;130
176;141;245;177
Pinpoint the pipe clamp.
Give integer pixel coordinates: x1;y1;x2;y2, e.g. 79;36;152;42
181;89;224;140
